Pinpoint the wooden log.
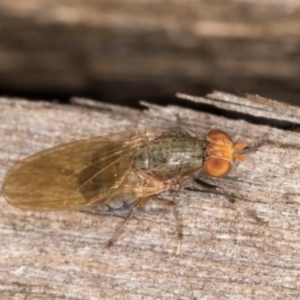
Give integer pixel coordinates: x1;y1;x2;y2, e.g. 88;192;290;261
1;93;300;299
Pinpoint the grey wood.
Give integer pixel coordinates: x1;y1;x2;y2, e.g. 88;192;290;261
1;94;300;299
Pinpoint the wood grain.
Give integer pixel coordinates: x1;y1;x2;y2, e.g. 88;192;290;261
1;94;300;299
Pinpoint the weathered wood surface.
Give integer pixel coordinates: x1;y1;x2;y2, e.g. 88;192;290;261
1;93;300;299
1;0;300;103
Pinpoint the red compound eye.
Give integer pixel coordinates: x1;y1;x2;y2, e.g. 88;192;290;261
207;130;232;142
205;157;232;177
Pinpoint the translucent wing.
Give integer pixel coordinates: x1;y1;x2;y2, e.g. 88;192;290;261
2;131;160;211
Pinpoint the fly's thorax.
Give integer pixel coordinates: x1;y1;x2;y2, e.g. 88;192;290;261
133;135;205;180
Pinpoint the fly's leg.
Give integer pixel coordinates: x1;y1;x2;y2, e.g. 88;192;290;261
105;196;151;248
192;178;235;203
153;197;182;255
191;178;265;223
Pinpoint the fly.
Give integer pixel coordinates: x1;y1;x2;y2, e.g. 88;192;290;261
2;125;247;251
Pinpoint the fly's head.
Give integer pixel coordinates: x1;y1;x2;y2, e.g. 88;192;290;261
205;130;247;178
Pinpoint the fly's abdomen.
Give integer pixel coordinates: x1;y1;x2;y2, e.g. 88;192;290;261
133;135;204;179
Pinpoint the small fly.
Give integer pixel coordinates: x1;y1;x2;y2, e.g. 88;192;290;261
2;122;247;251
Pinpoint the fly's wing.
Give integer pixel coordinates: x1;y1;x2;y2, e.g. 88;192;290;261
2;131;159;211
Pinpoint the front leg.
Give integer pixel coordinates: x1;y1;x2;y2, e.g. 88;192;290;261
189;178;235;203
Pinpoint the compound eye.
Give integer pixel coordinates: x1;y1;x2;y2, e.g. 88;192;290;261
205;158;232;177
207;130;232;142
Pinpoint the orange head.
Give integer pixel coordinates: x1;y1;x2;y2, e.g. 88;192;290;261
205;130;247;178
